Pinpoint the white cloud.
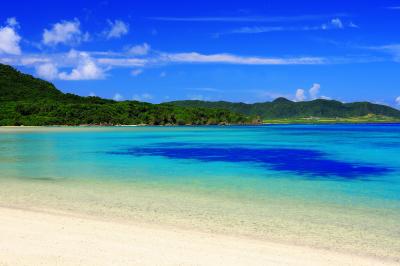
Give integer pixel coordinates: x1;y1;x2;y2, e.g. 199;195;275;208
133;93;153;101
33;50;104;80
58;50;104;80
150;14;346;23
0;18;21;55
320;95;332;100
295;89;306;101
127;43;150;55
89;92;96;97
113;93;124;101
6;17;19;28
35;63;59;80
396;96;400;105
368;44;400;62
96;57;147;67
162;52;325;65
349;22;359;28
226;18;352;35
105;20;129;39
330;18;344;29
309;83;321;99
131;69;143;76
42;19;88;46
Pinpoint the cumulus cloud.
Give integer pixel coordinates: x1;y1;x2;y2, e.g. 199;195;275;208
131;69;143;76
34;50;104;80
309;83;321;99
396;96;400;105
127;43;150;55
58;50;104;80
0;18;21;55
105;20;129;39
35;63;59;80
295;89;306;101
42;19;88;46
113;93;124;101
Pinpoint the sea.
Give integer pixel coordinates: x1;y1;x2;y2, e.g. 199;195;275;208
0;125;399;260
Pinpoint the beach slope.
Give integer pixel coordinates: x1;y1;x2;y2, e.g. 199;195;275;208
0;207;394;266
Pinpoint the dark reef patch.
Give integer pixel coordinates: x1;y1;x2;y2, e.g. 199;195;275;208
109;142;391;180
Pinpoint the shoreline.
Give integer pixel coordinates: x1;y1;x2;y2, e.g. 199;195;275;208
0;206;395;266
1;121;400;129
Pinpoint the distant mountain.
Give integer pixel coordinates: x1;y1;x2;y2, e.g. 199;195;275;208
0;64;252;126
166;97;400;120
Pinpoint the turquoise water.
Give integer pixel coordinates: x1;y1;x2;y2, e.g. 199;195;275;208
1;125;400;259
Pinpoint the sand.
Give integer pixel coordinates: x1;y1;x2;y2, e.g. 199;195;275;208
0;207;395;266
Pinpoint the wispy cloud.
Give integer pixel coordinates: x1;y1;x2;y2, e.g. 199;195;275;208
148;14;347;23
366;44;400;62
104;19;129;39
131;68;143;76
160;52;326;65
185;87;221;92
386;6;400;10
113;93;124;101
3;45;385;81
96;57;147;67
224;18;356;35
133;93;153;101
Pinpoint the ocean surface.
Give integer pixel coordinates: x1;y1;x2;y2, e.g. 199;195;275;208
0;125;399;260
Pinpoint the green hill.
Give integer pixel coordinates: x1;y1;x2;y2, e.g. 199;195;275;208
0;64;252;126
167;97;400;121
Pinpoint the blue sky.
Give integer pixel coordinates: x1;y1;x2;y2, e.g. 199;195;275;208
1;1;400;106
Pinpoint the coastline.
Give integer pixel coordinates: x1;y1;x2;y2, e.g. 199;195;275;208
0;206;395;266
1;119;400;128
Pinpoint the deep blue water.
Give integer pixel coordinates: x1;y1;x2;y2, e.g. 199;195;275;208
110;143;391;180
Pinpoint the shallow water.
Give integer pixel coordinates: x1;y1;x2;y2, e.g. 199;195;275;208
1;125;399;260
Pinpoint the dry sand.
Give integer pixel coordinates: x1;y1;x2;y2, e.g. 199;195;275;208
0;207;395;266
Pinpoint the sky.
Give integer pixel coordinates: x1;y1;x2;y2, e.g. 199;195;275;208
1;0;400;106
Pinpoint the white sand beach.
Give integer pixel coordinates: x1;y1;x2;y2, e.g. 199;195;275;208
0;207;395;266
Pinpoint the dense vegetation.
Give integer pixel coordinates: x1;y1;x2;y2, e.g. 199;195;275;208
0;64;253;126
168;97;400;120
2;63;398;126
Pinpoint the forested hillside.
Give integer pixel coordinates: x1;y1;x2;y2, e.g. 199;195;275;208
168;97;400;119
0;64;252;126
